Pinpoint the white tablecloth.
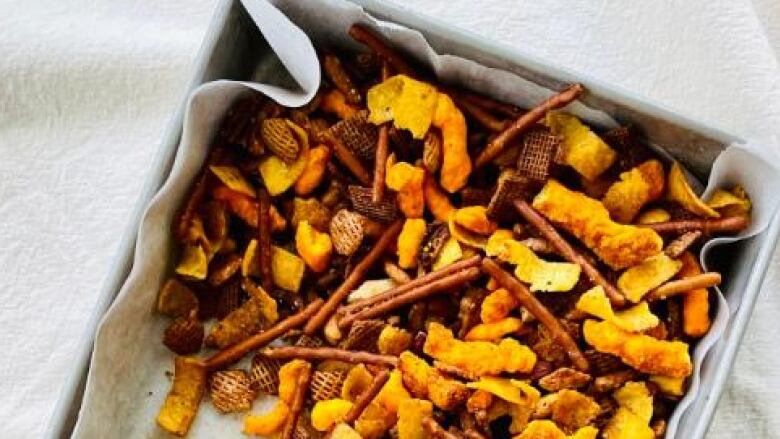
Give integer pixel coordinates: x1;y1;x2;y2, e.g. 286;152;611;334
1;0;778;437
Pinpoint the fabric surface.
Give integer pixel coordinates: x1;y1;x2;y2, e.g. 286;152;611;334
0;0;777;438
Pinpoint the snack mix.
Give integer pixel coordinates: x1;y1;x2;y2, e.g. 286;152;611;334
155;24;751;439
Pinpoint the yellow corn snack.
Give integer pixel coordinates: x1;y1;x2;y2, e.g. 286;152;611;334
397;399;433;439
649;375;685;396
707;186;751;217
432;236;463;271
602;159;665;223
464;317;524;341
454;206;498;235
575;286;659;332
603;382;654;439
485;229;581;292
636;208;671;224
617;253;682;302
423;323;536;376
377;326;413;355
545;111;616;181
666;162;720;218
374;369;412;415
397;218;427;269
295;220;333;273
209;165;256;197
583;320;692;377
480;287;520;323
156;357;207;437
341;364;374;402
367;74;439;139
386;161;425;218
311;398;354;431
243;402;290;436
397;351;467;410
533;179;663;269
175;244;208;280
258;143;309;196
331;423;362;439
271;245;306;293
433;92;471;193
466;377;540;406
516;421;598;439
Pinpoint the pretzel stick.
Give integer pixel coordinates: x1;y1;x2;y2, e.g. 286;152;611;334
281;361;312;439
453;95;507;132
422;417;463;439
323;53;361;105
260;346;399;367
664;230;702;259
257;189;274;291
339;266;482;328
456;89;522;118
204;299;323;371
348;24;416;77
342;368;390;424
341;255;482;316
642;216;748;235
475;84;584;168
372;62;392;203
514;200;625;307
304;220;403;335
482;258;590;372
327;135;373;186
646;272;721;301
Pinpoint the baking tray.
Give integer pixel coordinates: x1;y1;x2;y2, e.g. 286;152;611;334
46;0;780;437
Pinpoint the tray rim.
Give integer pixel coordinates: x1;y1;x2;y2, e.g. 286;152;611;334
46;0;779;438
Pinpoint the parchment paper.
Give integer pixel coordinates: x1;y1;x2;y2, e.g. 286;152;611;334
71;0;780;437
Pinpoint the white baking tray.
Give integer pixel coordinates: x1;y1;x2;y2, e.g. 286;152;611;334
46;0;780;437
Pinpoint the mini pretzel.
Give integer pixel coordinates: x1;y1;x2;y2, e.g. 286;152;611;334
475;83;584;168
172;147;224;242
339;266;481;328
454;88;523;118
257;189;274;291
260;346;399;367
642;216;748;235
482;258;590;372
371;62;392;203
664;230;702;259
514;199;625;307
304;220;403;335
646;272;722;301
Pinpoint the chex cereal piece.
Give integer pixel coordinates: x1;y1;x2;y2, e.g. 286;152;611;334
162;312;203;355
486;171;535;222
310;369;348;402
518;128;561;182
348;185;399;223
261;118;301;163
340;319;386;352
210;370;256;413
328;110;378;162
330;209;367;256
250;354;282;395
